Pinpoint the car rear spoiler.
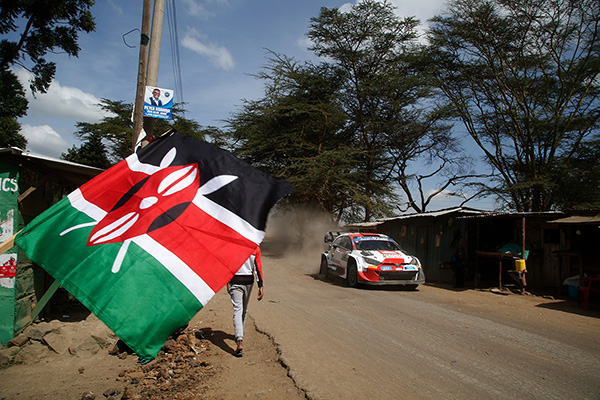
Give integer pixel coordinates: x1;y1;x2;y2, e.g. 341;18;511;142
324;231;349;243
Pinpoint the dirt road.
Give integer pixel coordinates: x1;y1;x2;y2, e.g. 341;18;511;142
254;247;600;400
1;243;599;399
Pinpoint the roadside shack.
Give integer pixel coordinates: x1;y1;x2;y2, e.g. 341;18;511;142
347;208;599;301
548;214;600;304
0;148;102;344
462;212;567;292
346;207;486;284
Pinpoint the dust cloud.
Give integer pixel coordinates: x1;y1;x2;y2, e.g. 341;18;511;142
263;207;340;274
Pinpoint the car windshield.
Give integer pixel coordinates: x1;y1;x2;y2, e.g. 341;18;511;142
355;239;401;251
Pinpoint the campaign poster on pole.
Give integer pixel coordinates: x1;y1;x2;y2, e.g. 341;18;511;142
143;86;173;120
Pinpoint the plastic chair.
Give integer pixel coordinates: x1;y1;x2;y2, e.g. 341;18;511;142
579;274;600;310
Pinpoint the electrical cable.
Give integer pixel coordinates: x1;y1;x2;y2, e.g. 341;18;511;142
166;0;184;112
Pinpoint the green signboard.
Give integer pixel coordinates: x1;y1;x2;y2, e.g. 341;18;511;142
0;159;19;344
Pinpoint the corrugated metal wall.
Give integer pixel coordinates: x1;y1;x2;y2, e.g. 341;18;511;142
379;213;470;284
364;210;595;292
0;154;101;343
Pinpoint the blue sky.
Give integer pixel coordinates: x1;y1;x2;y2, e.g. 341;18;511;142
16;0;450;156
13;0;497;210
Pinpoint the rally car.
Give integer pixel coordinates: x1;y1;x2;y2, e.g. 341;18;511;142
320;232;425;288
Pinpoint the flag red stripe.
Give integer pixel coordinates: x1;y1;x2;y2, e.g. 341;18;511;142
148;203;256;292
80;162;147;212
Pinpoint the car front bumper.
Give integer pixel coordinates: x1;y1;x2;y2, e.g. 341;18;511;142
358;267;426;286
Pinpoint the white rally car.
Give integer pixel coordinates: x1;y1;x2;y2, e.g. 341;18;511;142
320;232;425;288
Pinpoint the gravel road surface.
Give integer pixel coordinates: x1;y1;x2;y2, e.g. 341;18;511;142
253;247;600;400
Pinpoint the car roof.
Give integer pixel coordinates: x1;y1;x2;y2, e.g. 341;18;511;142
344;233;390;239
325;232;394;244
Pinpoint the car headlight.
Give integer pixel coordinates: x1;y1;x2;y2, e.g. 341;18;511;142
363;257;380;266
409;257;420;266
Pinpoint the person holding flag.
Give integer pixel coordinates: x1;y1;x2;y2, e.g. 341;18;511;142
228;246;263;357
14;132;293;360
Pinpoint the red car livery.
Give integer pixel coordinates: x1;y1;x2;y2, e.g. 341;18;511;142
320;232;425;288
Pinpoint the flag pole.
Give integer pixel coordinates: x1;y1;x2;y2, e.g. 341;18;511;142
0;231;19;254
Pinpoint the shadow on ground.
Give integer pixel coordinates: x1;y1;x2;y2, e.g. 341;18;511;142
200;327;237;356
535;299;600;318
308;272;422;291
428;282;600;318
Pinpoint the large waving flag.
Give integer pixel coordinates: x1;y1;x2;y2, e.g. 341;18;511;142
14;132;293;359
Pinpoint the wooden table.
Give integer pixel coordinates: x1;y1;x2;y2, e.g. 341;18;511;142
476;251;527;292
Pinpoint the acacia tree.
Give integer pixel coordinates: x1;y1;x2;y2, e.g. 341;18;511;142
307;0;472;219
307;0;418;220
62;98;210;166
428;0;600;211
0;0;95;148
62;134;111;169
551;137;600;210
226;54;362;223
388;105;488;213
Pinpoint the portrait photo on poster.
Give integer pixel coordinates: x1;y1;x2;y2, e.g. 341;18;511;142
143;86;174;120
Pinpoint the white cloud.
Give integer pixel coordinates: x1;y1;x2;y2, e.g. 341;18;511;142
20;124;70;158
337;0;445;31
180;0;229;18
14;68;112;123
181;0;209;17
12;68;115;157
296;35;313;51
107;0;124;16
339;3;354;13
388;0;446;22
181;28;235;71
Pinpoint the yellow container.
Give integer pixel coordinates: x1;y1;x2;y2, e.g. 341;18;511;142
515;259;526;272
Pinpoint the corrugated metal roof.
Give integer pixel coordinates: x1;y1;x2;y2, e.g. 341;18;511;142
345;221;383;228
379;206;486;222
459;211;564;220
548;215;600;225
0;147;104;175
343;207;487;228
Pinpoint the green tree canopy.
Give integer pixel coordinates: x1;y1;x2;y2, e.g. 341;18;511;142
0;68;28;148
551;137;600;210
62;98;212;167
62;134;111;169
228;0;475;221
428;0;600;211
307;0;421;220
226;53;360;223
0;0;96;148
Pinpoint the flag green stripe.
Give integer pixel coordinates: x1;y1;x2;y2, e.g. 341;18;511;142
16;197;202;359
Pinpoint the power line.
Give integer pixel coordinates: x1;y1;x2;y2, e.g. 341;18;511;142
166;0;184;111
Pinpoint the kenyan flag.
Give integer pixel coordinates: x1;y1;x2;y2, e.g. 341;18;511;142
15;133;293;359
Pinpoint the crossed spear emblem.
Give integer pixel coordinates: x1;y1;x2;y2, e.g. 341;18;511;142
60;147;237;273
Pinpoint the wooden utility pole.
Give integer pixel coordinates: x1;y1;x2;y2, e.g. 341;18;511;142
147;0;164;87
142;0;165;145
132;0;152;151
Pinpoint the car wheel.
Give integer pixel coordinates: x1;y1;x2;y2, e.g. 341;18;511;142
320;257;329;278
347;262;358;288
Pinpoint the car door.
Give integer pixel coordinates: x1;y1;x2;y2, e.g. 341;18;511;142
332;236;353;276
328;236;343;273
